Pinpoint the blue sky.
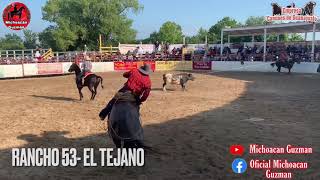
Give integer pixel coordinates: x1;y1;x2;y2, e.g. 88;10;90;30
0;0;318;39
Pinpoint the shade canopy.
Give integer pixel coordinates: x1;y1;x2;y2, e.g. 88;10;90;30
222;22;320;36
220;22;319;61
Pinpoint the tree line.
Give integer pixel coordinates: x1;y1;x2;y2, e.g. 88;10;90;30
0;0;303;51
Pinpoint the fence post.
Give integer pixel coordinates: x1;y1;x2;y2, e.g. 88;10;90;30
6;50;8;58
21;59;25;77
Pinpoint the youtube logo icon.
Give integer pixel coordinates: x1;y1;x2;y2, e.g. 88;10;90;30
230;145;244;156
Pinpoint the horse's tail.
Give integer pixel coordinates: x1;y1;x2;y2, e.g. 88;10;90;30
270;63;275;67
98;76;104;89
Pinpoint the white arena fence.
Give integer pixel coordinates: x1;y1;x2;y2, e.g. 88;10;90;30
0;61;319;79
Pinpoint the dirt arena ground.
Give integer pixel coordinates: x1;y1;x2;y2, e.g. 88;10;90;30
0;71;319;180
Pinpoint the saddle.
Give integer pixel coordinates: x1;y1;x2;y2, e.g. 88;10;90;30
114;91;137;102
84;72;94;79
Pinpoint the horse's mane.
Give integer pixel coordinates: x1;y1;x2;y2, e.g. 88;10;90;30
306;1;316;5
271;3;281;7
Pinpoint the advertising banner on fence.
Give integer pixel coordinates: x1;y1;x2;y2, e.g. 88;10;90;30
37;63;63;75
156;61;192;71
119;44;155;54
193;61;212;70
114;61;156;71
114;61;137;71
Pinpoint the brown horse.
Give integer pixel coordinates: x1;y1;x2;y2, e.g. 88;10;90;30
68;63;104;100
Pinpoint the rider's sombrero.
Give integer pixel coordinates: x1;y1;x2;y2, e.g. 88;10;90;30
138;63;152;75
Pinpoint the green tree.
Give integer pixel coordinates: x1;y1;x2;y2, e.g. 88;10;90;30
157;21;184;44
42;0;142;51
187;28;208;44
288;33;304;41
38;26;59;50
208;17;240;43
141;31;159;44
0;34;25;50
245;16;266;26
23;29;38;49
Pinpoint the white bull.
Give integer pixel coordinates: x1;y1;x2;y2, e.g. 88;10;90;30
162;73;195;91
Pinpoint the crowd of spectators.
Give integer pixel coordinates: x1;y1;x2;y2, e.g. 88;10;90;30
210;42;320;62
1;42;320;64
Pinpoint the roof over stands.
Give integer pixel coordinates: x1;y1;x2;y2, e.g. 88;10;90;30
220;22;319;61
222;22;320;36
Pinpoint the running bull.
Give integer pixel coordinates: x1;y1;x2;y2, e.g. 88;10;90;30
162;73;195;91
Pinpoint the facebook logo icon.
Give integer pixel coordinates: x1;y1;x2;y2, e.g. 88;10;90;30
232;158;247;174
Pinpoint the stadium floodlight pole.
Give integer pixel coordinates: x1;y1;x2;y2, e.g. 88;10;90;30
311;22;316;62
263;28;267;62
220;30;224;56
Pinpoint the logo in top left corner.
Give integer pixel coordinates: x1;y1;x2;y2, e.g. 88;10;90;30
2;2;31;30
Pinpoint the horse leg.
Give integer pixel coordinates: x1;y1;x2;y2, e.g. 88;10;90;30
92;81;99;100
88;86;95;100
181;83;186;91
162;81;167;91
78;87;83;101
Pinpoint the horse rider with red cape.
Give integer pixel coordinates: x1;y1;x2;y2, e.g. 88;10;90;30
99;63;152;120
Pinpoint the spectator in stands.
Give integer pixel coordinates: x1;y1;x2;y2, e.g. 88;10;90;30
133;47;139;60
6;58;12;64
164;42;170;56
154;41;160;53
137;46;144;55
172;47;177;56
116;50;123;60
35;48;41;62
223;46;231;55
252;45;258;54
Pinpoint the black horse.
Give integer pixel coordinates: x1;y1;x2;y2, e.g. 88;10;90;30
302;1;316;15
271;3;282;15
8;5;25;20
270;60;295;74
68;63;104;100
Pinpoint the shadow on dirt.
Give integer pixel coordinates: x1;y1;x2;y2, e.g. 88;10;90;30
151;88;176;92
30;95;77;102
